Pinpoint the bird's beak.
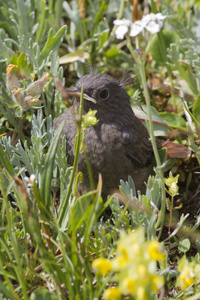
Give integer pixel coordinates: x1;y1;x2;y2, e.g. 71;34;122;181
66;87;97;104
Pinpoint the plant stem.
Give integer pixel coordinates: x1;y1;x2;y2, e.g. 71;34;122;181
58;86;84;227
126;35;166;236
168;195;174;252
127;36;160;166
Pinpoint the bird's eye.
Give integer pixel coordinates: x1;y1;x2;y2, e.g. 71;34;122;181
99;89;109;99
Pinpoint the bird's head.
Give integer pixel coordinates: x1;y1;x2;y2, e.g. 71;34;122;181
66;73;132;115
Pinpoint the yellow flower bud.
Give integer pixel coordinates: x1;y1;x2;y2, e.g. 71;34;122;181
92;258;112;275
137;264;148;283
148;241;164;261
83;109;99;128
136;286;147;300
121;277;135;295
151;275;164;291
103;287;121;300
117;245;129;264
6;64;19;92
165;172;179;196
179;268;195;290
170;182;179;195
25;72;49;97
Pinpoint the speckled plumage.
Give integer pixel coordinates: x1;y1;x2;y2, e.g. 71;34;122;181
54;73;155;195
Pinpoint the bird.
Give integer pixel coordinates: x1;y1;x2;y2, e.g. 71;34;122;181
54;73;189;196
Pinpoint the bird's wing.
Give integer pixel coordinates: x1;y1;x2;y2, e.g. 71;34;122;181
122;129;154;168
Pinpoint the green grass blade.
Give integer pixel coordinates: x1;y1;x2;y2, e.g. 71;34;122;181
40;120;65;211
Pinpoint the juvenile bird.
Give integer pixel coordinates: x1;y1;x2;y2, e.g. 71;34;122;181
54;73;157;195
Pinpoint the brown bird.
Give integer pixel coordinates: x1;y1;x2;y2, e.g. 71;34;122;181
54;73;189;195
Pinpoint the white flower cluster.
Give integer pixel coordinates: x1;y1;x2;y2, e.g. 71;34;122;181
114;13;166;39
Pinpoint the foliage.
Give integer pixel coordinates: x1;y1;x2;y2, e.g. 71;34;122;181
0;0;200;299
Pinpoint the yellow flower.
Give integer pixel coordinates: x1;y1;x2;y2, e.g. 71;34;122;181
103;287;121;300
121;276;135;295
151;275;164;291
148;241;164;261
136;286;147;300
116;245;129;265
93;228;166;299
92;258;112;275
83;109;99;128
137;264;148;283
179;268;195;290
165;172;179;196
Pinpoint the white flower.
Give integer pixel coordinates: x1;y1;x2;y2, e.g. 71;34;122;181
113;13;166;39
142;13;167;34
113;19;132;39
24;174;36;187
129;21;144;37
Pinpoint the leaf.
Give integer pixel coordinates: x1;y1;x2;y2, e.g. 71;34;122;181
10;53;34;79
68;191;99;232
193;94;200;123
30;288;59;300
150;30;180;65
58;48;89;64
40;120;65;212
178;238;191;253
167;44;198;96
38;25;67;65
133;105;169;136
105;45;119;58
159;112;187;130
0;281;18;300
94;28;109;50
0;146;14;176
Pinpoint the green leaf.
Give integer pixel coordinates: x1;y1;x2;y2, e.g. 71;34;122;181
150;30;180;65
105;45;119;58
68;191;99;233
178;238;191;253
38;25;67;65
167;44;198;96
94;28;109;50
193;94;200;123
40;120;65;211
58;48;89;64
10;53;34;79
133;105;169;136
0;146;14;176
159;112;187;130
30;288;59;300
0;280;18;300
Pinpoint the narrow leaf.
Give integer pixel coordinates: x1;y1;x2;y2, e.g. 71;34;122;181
40;120;65;210
38;26;67;65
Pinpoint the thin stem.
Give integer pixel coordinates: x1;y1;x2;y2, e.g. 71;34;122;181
127;35;166;235
127;36;160;166
168;195;174;252
58;86;84;227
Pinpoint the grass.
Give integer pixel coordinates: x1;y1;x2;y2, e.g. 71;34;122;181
0;0;200;299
